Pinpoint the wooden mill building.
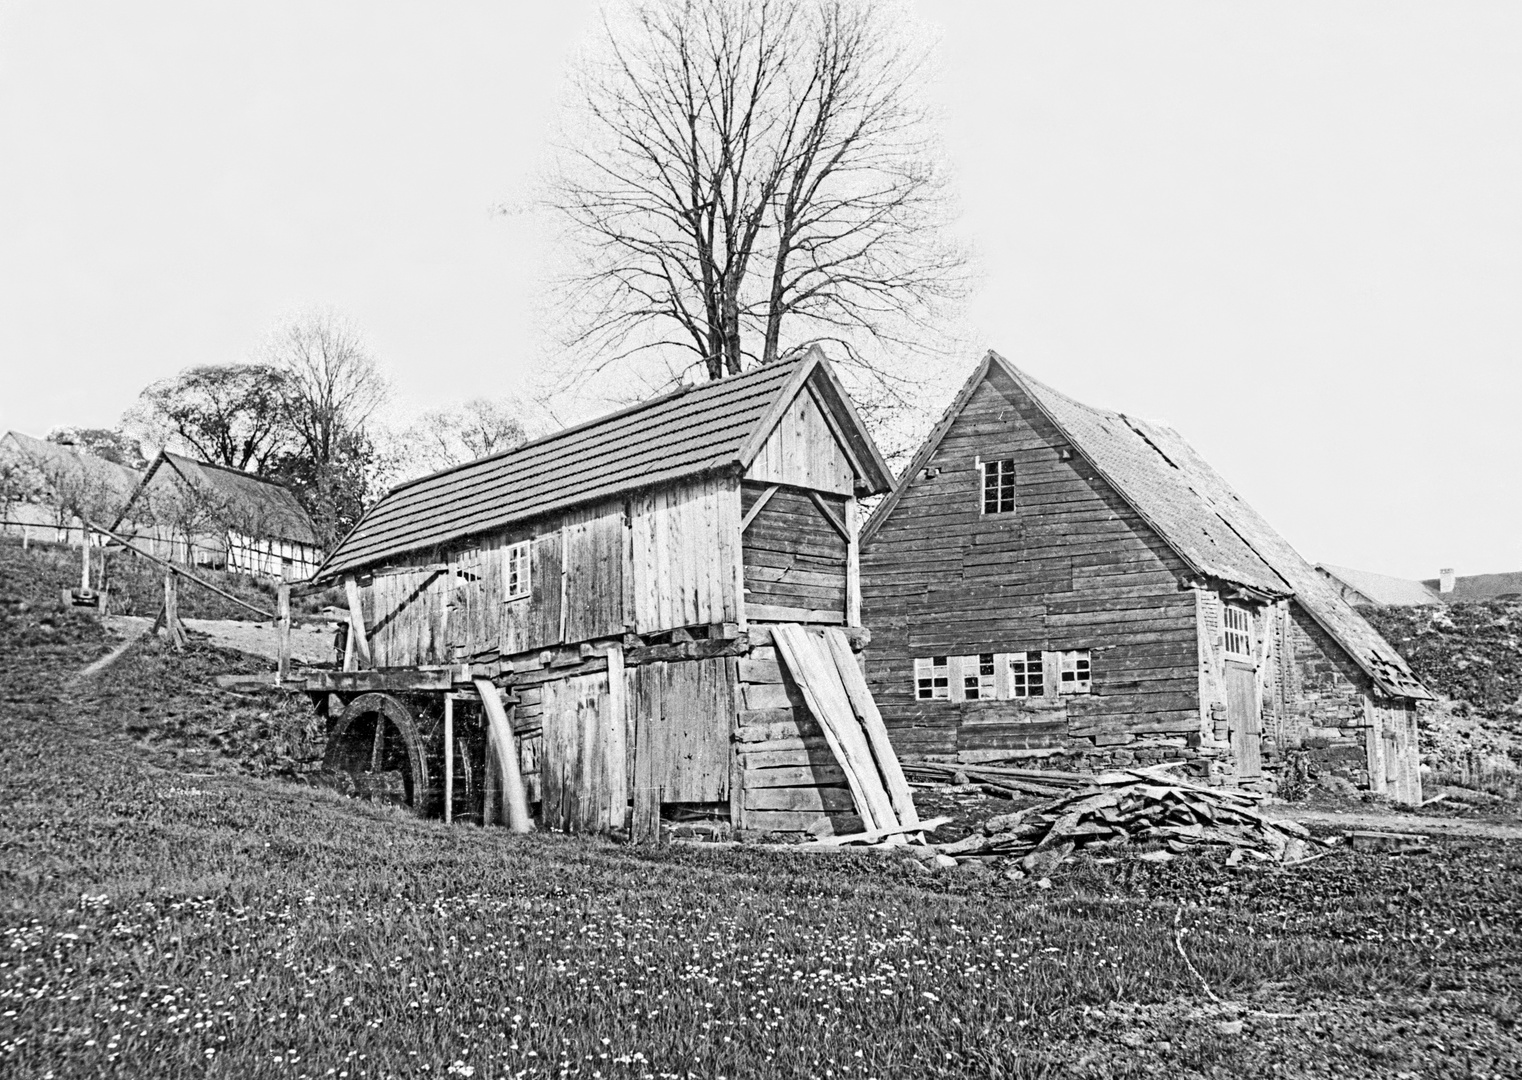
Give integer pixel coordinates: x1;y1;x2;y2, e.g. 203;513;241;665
860;351;1432;804
305;348;915;838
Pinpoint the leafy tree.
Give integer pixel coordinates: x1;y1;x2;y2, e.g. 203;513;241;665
45;427;146;469
126;365;292;474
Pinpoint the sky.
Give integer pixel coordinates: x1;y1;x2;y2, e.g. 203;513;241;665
0;1;1517;579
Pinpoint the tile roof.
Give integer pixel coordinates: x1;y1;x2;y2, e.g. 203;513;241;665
315;349;892;581
865;352;1430;701
1421;570;1522;602
1318;564;1444;607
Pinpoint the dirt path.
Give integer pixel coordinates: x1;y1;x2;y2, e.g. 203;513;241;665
1262;805;1522;840
100;615;335;665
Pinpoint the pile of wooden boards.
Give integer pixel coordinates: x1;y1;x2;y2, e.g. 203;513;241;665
932;765;1326;869
902;760;1112;799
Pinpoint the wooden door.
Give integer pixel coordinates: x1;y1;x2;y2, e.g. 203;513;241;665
1224;663;1262;779
541;667;629;833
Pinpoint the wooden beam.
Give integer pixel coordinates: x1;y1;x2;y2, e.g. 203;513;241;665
740;485;779;532
81;518;276;620
343;575;372;669
808;490;852;543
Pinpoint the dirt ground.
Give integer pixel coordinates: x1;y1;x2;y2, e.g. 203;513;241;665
102;614;336;665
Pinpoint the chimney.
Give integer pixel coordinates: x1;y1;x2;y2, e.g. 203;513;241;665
1439;568;1455;594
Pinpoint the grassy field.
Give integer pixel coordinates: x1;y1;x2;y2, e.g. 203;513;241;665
2;604;1521;1076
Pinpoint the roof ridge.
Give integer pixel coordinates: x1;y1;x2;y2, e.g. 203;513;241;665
385;356;804;497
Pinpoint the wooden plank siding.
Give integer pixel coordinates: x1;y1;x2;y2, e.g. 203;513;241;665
860;365;1202;761
743;383;856;494
359;474;741;666
741;482;848;625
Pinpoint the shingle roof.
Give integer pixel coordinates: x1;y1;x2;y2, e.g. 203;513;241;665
1318;564;1444;607
315;349;892;581
152;452;321;546
865;352;1430;701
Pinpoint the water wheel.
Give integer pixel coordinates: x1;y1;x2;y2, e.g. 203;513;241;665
323;692;434;815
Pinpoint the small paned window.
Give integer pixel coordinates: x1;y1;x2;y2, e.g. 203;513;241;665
964;653;997;700
1008;650;1044;698
1223;605;1252;660
981;459;1016;514
914;656;950;700
1058;649;1092;694
505;540;531;601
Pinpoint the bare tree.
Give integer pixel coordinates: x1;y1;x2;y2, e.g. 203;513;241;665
265;312;388;469
261;312;389;546
125;365;293;474
395;398;531;480
548;0;964;395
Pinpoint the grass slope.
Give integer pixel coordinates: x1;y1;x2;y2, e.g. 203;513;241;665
0;537;340;620
2;616;1520;1076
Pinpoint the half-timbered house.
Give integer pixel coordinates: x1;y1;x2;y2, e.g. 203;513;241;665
860;352;1432;803
304;348;916;838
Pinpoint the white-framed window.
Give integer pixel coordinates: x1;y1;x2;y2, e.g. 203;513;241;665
963;653;997;700
1223;605;1252;660
1007;650;1044;698
981;458;1016;514
505;540;531;601
914;656;950;700
1058;649;1092;694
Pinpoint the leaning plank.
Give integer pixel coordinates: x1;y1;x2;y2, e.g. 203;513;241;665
771;623;899;836
807;815;953;847
823;628;920;832
475;678;533;833
344;576;373;669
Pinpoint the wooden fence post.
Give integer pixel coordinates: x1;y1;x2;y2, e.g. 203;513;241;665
276;582;292;683
163;572;185;652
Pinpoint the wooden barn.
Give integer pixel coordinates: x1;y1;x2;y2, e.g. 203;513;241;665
299;348;920;840
859;351;1432;804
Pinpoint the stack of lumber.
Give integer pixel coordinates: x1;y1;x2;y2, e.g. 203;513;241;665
902;760;1102;799
932;763;1324;868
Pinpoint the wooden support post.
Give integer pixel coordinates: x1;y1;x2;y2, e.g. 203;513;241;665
81;534;91;592
606;644;628;833
443;696;454;825
475;678;532;833
844;497;860;627
343;575;372;670
276;583;292;684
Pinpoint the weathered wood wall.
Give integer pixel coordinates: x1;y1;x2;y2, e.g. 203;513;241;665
860;366;1202;764
359;474;742;667
744;384;856;495
741;483;849;625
